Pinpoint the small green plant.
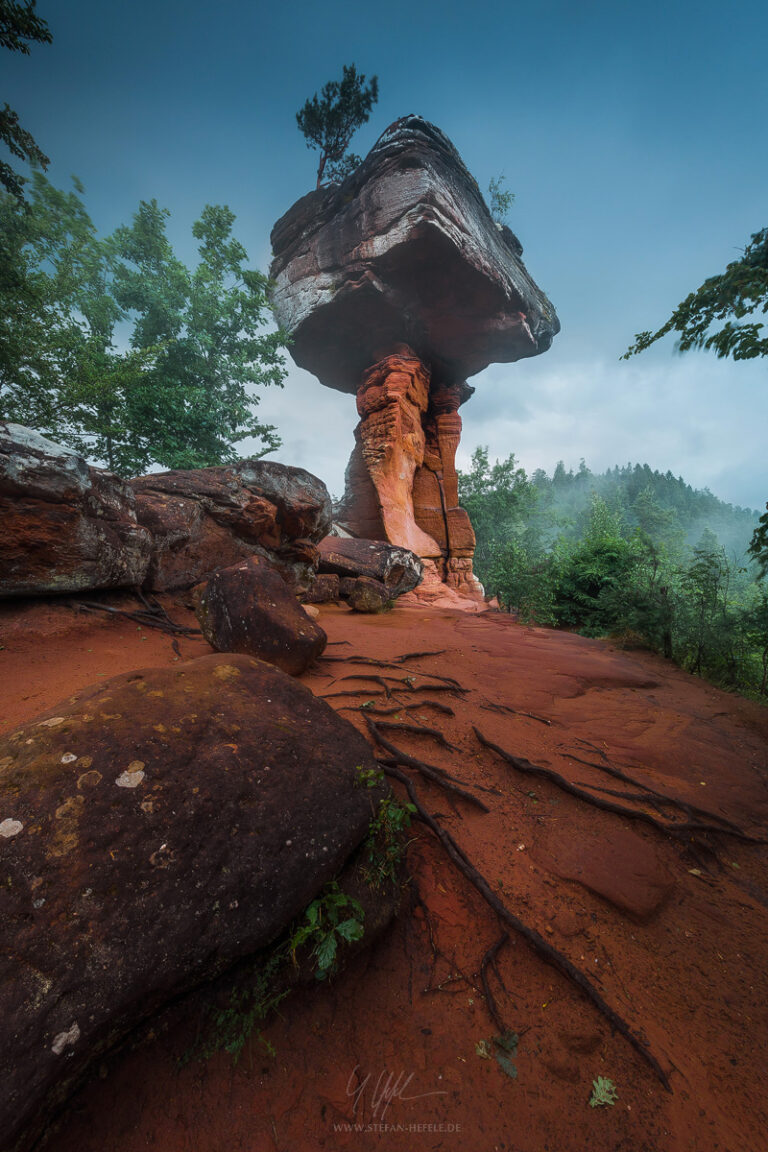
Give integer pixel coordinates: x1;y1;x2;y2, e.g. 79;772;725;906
589;1076;618;1108
356;766;416;888
288;881;365;979
476;1030;519;1078
182;950;287;1066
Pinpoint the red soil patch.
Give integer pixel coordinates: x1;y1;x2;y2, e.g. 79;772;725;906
2;596;768;1152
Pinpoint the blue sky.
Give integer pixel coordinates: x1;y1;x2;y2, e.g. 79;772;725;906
6;0;767;508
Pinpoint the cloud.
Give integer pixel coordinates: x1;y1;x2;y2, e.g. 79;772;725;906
457;353;767;511
243;348;765;515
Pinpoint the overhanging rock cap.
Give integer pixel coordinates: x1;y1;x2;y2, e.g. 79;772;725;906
270;114;560;395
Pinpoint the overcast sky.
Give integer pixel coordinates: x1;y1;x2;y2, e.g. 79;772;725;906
7;0;767;508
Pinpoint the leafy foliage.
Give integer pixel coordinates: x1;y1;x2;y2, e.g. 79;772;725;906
182;950;287;1066
749;505;768;577
356;765;416;888
487;175;514;225
459;449;768;699
288;881;365;979
624;227;768;362
0;173;286;474
589;1077;618;1108
296;64;378;188
1;0;52;199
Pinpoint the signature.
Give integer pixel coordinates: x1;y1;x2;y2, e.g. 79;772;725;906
346;1065;449;1121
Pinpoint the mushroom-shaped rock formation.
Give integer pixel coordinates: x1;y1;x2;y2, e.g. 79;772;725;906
270;115;559;598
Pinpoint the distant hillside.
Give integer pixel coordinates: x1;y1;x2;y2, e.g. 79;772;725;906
458;449;767;699
531;459;760;559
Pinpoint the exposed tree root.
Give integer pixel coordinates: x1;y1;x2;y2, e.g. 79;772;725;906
320;651;447;666
475;729;766;845
480;933;511;1034
381;763;673;1091
336;671;469;694
480;702;552;726
77;600;201;637
361;701;456;718
335;674;397;697
322;688;388;701
372;720;461;753
325;679;466;702
560;748;747;836
365;719;497;811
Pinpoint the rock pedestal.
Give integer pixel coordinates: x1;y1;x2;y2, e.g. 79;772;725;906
270;115;559;600
335;350;482;597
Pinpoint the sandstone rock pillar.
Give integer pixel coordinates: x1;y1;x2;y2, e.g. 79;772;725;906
337;351;484;599
347;349;442;558
414;384;483;598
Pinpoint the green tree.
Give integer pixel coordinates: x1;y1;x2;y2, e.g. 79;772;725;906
624;226;768;362
677;529;736;680
1;0;51;200
0;175;286;474
487;175;514;226
113;201;284;470
551;495;643;633
458;447;539;574
739;586;768;697
748;505;768;577
296;64;379;188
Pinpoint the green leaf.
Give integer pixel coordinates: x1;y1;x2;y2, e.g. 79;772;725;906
336;918;365;942
314;933;338;972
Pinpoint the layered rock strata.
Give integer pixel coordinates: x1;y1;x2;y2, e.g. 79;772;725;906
270;116;558;596
0;424;151;597
131;461;332;594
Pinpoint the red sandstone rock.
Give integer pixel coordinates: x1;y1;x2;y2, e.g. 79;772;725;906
0;653;383;1152
317;536;423;597
345;575;390;613
131;461;331;593
301;573;341;604
0;424;151;598
335;355;481;596
269;117;559;601
193;556;326;675
269;116;559;393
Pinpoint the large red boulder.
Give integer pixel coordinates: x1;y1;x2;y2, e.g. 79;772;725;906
130;460;332;593
194;556;327;675
0;654;382;1152
0;424;151;598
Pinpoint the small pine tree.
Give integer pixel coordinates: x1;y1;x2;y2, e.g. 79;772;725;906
296;64;379;188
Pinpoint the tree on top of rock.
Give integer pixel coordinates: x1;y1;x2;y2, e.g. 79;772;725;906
296;64;378;189
1;0;52;200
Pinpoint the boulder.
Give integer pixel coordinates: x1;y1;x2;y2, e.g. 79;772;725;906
302;573;341;604
345;576;391;614
130;460;332;594
318;537;423;598
0;424;151;598
270;115;559;394
193;556;327;675
0;653;383;1152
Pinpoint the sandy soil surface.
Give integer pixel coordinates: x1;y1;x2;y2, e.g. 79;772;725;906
2;593;768;1152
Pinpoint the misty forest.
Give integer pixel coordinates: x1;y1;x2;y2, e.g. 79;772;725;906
459;450;768;698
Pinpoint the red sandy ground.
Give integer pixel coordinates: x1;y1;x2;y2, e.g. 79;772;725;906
2;595;768;1152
